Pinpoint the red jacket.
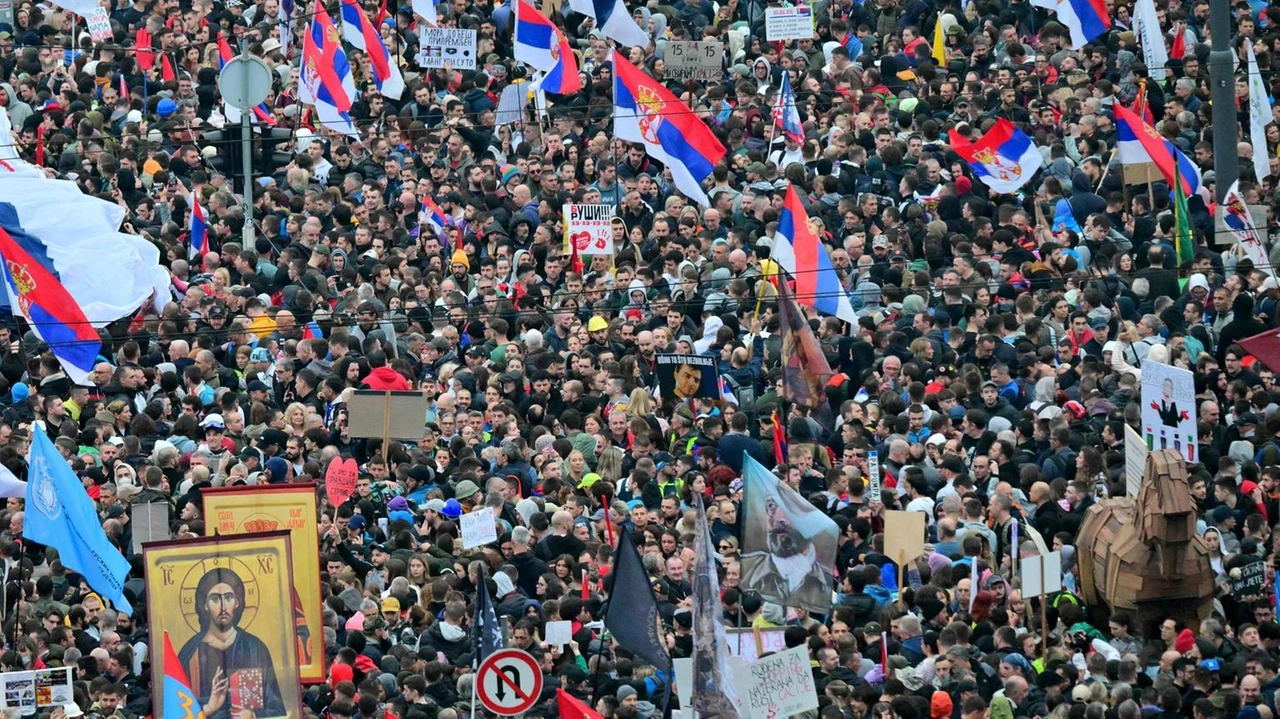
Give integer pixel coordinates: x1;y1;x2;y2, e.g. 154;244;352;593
364;366;410;391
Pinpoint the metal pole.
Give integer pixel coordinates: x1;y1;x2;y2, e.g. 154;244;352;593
239;38;256;247
1209;0;1239;203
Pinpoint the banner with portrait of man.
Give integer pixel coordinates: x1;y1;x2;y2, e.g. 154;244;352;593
144;531;302;719
655;353;720;400
202;484;325;683
739;454;838;614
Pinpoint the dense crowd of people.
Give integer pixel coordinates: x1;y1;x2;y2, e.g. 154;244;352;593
0;0;1279;717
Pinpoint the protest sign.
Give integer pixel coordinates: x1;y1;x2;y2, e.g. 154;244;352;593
130;502;170;555
1139;361;1197;465
726;628;788;663
0;668;72;714
1021;551;1063;598
461;506;499;549
325;457;359;506
1124;425;1148;498
545;620;572;647
666;41;724;80
765;6;814;41
86;9;112;41
867;450;882;505
883;510;926;568
732;645;819;719
416;28;477;69
564;204;616;256
655;353;720;400
1231;558;1267;600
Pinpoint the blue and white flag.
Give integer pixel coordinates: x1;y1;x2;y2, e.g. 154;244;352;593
25;431;132;615
568;0;648;47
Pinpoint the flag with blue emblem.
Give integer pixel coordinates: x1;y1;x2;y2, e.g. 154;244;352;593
25;430;132;614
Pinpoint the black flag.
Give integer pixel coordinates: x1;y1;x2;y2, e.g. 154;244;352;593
603;529;671;672
472;563;504;666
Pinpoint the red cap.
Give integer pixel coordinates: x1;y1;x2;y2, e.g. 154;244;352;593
1175;628;1195;654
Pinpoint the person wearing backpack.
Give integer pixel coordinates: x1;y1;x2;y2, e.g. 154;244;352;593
1039;427;1077;482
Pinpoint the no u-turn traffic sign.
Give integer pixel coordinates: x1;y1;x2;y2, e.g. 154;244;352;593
476;649;543;716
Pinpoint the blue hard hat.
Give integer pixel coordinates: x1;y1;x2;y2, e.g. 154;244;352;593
156;98;177;117
443;498;462;518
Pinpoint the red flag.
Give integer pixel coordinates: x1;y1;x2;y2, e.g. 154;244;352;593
375;0;390;27
1170;22;1186;59
160;53;176;82
881;631;889;675
135;28;155;70
558;689;602;719
1239;329;1280;371
35;125;44;167
569;234;583;274
603;499;614;546
1130;82;1154;126
581;569;590;599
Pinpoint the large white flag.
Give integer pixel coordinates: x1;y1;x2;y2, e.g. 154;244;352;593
1222;180;1273;278
0;166;171;323
1132;0;1169;81
1247;42;1273;184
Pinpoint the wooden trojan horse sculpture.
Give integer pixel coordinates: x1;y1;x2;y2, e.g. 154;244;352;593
1076;450;1216;632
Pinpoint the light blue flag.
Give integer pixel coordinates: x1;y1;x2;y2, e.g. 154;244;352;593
24;431;132;615
1052;199;1082;235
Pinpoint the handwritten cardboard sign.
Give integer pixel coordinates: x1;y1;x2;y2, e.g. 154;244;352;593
732;645;818;719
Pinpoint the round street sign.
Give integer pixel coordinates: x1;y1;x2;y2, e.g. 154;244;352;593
476;649;543;716
218;54;273;110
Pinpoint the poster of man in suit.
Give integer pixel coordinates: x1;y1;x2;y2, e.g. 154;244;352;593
1140;361;1197;464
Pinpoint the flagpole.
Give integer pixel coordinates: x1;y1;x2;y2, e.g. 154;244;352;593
470;658;479;719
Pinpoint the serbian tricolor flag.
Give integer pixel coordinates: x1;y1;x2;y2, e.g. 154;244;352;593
301;321;324;339
771;71;804;143
338;0;405;99
613;52;725;206
161;632;204;719
1030;0;1109;48
217;33;235;68
299;0;359;137
769;184;857;323
513;0;581;94
189;197;208;262
951;118;1043;194
1114;103;1201;196
251;104;277;125
421;196;447;234
118;74;128;99
0;225;100;386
